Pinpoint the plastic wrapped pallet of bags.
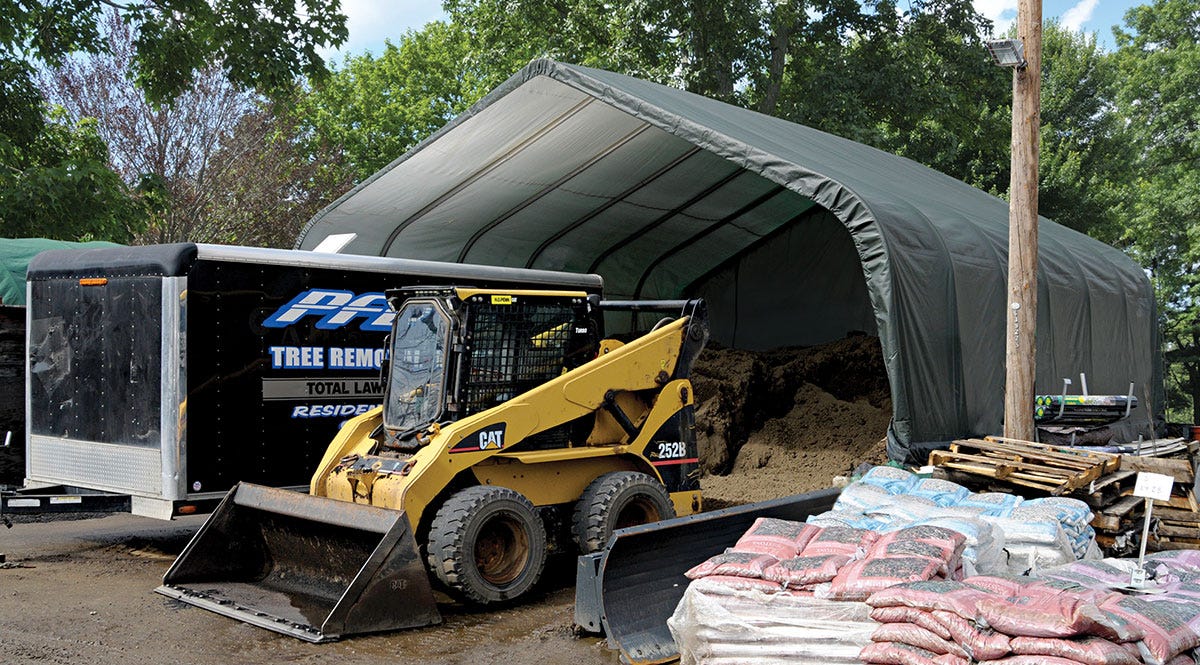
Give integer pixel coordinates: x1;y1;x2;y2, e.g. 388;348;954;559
907;478;972;507
910;516;1008;576
1099;594;1200;664
1038;559;1143;592
955;492;1023;517
986;508;1079;574
865;495;943;524
822;556;949;601
806;509;889;531
1021;497;1097;559
1147;551;1200;580
869;525;967;578
730;517;823;559
669;576;877;665
860;466;919;494
833;481;895;512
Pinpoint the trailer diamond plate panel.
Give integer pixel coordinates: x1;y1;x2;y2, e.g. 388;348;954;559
29;435;162;495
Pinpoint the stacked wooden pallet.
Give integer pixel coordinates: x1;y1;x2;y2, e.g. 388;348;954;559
928;436;1120;496
928;436;1200;553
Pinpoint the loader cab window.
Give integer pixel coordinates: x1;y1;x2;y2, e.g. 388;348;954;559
383;300;449;432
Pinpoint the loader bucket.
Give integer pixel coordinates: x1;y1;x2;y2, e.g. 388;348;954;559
156;482;441;642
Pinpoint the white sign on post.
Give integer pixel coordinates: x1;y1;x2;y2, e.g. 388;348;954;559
1126;471;1177;592
1133;472;1175;502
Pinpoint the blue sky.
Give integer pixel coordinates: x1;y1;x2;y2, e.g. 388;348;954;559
325;0;1142;61
988;0;1140;46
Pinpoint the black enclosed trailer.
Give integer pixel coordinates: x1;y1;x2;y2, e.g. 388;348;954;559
20;243;602;519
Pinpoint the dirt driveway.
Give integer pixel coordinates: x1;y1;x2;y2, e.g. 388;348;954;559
0;513;620;665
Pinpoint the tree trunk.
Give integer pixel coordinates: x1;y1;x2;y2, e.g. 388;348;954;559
758;7;796;116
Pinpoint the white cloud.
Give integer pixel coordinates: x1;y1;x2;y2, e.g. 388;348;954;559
1061;0;1100;31
973;0;1019;35
320;0;446;60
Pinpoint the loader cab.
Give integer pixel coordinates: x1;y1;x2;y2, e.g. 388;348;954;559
381;287;596;444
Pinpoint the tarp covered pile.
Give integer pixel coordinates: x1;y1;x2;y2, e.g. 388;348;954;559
0;238;119;306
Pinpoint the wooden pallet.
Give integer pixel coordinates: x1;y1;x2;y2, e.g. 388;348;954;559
1091;495;1142;531
982;436;1123;473
1118;454;1195;484
1081;469;1138;509
1091;489;1200;550
928;437;1119;496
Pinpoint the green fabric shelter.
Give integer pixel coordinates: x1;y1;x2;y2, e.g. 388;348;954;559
1;238;120;306
296;59;1159;462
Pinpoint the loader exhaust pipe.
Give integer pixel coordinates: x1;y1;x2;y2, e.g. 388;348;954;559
156;483;440;642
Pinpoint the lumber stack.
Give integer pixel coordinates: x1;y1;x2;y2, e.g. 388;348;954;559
1111;454;1200;551
928;436;1200;555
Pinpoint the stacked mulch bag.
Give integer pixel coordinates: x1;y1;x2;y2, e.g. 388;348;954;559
669;517;970;664
668;465;1106;664
861;552;1200;665
681;518;966;599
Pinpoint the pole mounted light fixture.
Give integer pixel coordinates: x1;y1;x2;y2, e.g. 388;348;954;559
986;38;1027;69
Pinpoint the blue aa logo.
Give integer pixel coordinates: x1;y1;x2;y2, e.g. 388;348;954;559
263;289;395;332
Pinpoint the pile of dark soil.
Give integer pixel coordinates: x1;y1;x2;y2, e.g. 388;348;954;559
693;333;891;507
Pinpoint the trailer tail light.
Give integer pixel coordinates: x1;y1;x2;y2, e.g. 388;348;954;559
79;278;108;286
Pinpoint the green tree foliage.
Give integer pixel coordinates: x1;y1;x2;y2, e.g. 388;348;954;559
200;99;353;247
0;0;347;241
1111;0;1200;419
333;0;1008;193
295;21;491;182
770;0;1010;193
1037;22;1132;240
442;0;678;91
0;108;152;241
40;10;258;244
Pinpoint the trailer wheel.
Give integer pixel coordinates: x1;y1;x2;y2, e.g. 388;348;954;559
572;471;676;554
426;485;547;605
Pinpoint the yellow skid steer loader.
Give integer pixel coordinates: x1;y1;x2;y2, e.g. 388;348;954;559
157;287;708;641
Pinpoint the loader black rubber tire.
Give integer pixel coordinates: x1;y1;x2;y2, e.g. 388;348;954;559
426;485;547;605
572;471;676;554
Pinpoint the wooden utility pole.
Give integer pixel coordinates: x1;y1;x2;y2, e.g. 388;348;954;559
1003;0;1043;440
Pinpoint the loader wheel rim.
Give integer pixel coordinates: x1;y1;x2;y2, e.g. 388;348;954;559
474;512;529;586
614;497;662;531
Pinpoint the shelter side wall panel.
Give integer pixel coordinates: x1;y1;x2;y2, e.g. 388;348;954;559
939;216;1010;440
951;255;1007;438
874;209;964;447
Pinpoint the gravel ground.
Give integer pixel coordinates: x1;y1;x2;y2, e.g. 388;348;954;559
0;513;619;665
